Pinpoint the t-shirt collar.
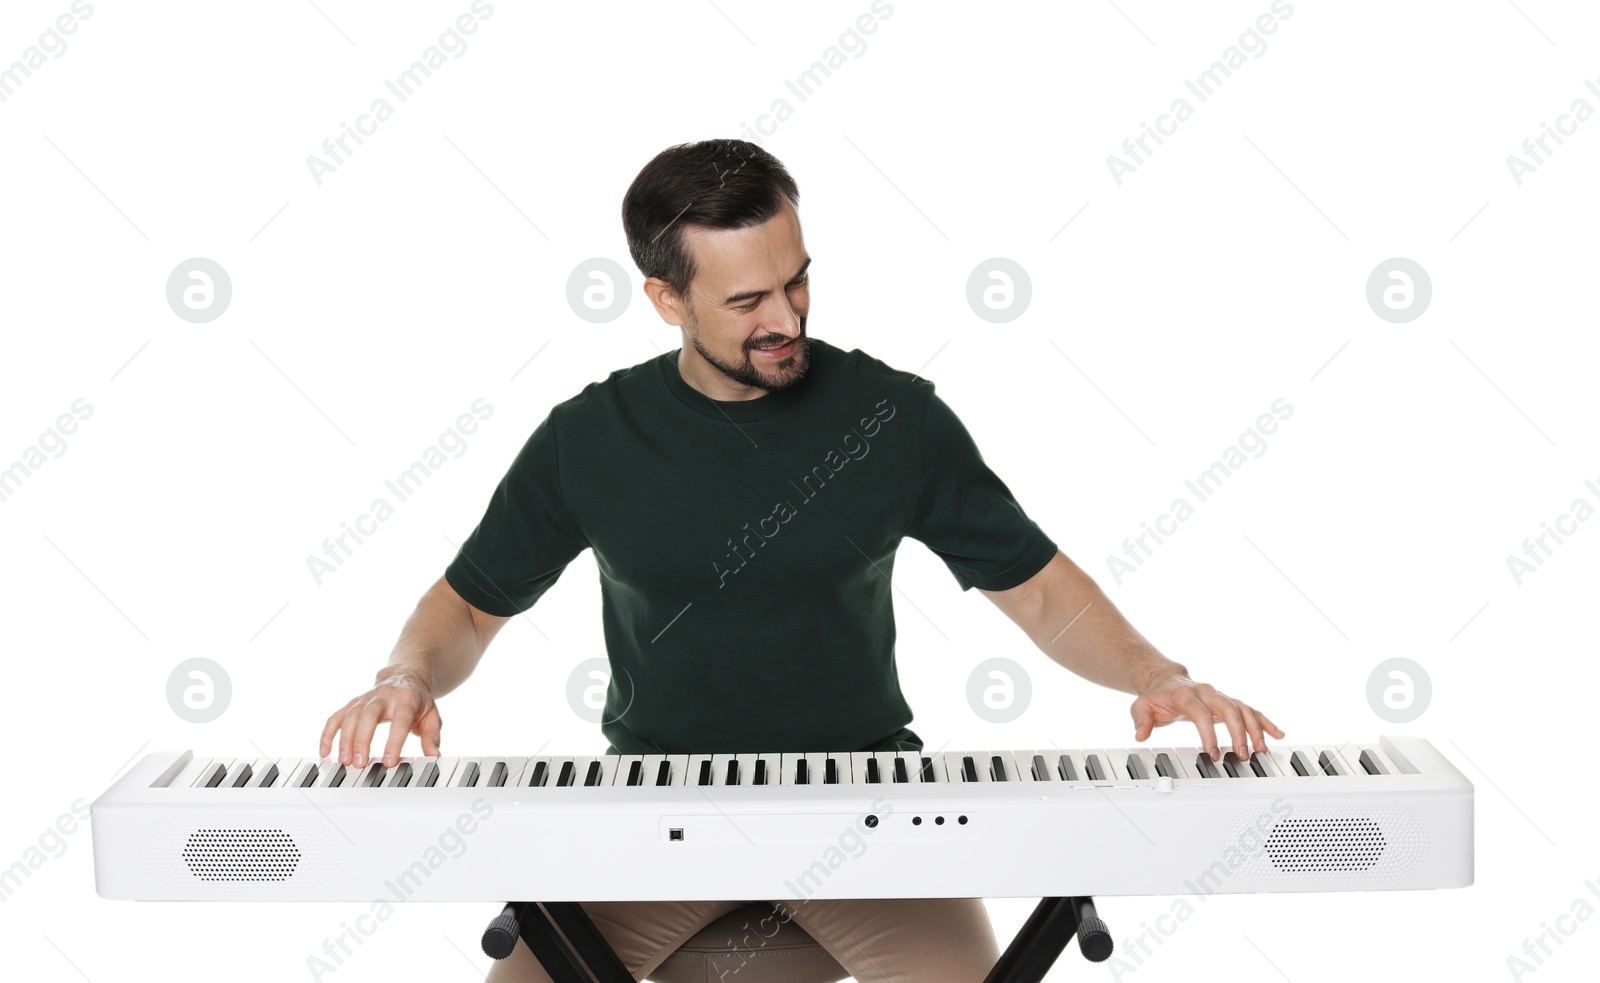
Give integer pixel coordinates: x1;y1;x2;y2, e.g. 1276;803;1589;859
657;340;817;423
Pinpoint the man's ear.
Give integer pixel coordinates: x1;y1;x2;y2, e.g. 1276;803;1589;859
642;276;685;327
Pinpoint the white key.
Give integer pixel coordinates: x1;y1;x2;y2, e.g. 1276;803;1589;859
1152;747;1190;779
635;754;669;787
168;756;213;789
734;753;762;786
709;753;739;786
1125;747;1160;782
447;757;483;788
610;755;646;787
257;758;297;788
194;758;235;788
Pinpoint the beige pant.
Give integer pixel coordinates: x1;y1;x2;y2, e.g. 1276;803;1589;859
485;898;1001;983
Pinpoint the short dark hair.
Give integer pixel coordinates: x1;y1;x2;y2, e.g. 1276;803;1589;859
621;139;800;302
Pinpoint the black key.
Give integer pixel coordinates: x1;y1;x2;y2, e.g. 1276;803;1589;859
1194;752;1221;778
1222;752;1251;778
1318;751;1342;776
920;757;935;782
256;764;280;788
1057;754;1078;782
201;763;227;788
417;762;439;788
584;761;603;786
325;763;348;788
229;764;254;788
697;760;712;786
894;757;909;783
485;762;508;788
1154;753;1176;779
388;763;413;788
363;764;386;787
558;761;576;787
962;756;978;782
1290;751;1315;777
654;761;671;786
825;758;839;785
627;761;643;786
456;762;480;787
299;764;320;788
1249;752;1270;777
1031;754;1049;781
1085;755;1106;781
725;760;740;785
754;759;767;785
1358;750;1388;775
796;759;809;784
1125;755;1148;780
990;755;1008;781
866;758;881;784
527;761;548;787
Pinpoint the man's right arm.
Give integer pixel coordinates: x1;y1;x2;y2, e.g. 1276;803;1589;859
318;574;511;770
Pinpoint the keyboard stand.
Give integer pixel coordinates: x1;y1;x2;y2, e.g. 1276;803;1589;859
482;896;1112;983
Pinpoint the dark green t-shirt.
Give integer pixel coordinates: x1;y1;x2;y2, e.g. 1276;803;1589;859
443;337;1057;755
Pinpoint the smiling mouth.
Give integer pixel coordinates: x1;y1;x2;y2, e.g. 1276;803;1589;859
751;338;796;358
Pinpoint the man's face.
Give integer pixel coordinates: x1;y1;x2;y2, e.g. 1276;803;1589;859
674;197;811;393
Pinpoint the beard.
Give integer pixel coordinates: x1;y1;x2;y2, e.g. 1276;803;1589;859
687;316;810;393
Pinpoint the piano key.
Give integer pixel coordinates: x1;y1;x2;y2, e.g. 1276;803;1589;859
589;755;620;787
1098;749;1131;781
752;757;767;786
1154;748;1192;778
789;755;810;785
1056;753;1079;782
989;754;1009;781
498;757;531;787
168;756;213;789
360;762;387;787
414;760;440;788
1355;743;1402;776
1249;751;1277;777
625;760;643;786
711;754;738;786
1259;747;1297;778
654;760;672;786
582;760;604;786
851;752;878;785
1289;750;1316;776
1194;752;1221;778
1027;753;1050;782
1358;749;1389;775
737;754;762;787
687;754;715;787
313;758;349;788
665;755;690;786
825;758;840;784
921;756;941;782
1315;746;1356;776
633;754;665;787
1222;752;1253;778
525;760;550;787
448;759;481;788
283;760;317;789
558;761;578;787
250;760;283;788
892;754;911;784
382;760;416;787
196;759;232;788
1085;754;1108;782
1125;748;1159;782
1153;753;1177;779
696;759;712;786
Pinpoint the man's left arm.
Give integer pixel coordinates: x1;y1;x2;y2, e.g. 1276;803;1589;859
979;549;1283;762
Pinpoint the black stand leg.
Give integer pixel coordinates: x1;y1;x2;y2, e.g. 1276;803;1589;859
983;896;1113;983
482;901;634;983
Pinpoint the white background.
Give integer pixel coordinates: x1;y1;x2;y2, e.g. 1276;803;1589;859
2;1;1596;980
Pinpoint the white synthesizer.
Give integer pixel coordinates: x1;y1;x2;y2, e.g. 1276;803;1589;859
91;736;1473;902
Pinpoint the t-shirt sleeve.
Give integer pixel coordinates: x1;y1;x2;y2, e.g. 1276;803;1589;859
903;383;1058;592
443;408;590;616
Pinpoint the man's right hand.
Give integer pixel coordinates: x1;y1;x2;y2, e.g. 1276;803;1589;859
319;670;443;769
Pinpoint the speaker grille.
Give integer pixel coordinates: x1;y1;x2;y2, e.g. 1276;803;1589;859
182;828;301;881
1226;804;1427;886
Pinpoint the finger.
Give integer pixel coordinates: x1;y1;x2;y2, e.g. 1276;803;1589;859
1208;694;1249;759
350;698;388;768
419;706;443;757
319;703;353;759
1130;699;1156;742
1180;696;1220;759
383;703;417;768
337;703;365;766
1237;703;1266;754
1258;711;1286;740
